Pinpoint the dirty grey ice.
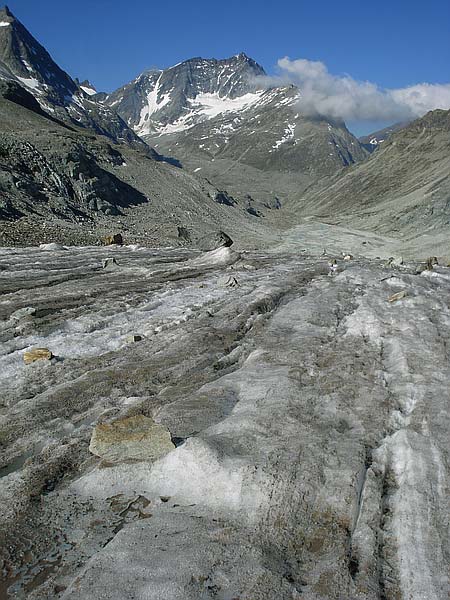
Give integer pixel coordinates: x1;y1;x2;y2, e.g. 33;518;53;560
0;241;448;599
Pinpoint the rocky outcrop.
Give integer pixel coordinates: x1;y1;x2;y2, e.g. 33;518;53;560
0;132;148;220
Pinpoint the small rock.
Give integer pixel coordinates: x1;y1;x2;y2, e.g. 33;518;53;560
126;334;143;343
387;256;404;267
388;290;407;303
214;191;236;206
426;256;438;270
221;276;239;288
102;257;119;270
89;415;175;463
102;233;123;246
23;347;53;365
328;259;338;275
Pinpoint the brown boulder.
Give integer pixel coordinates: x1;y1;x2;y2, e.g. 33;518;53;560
102;233;123;246
23;348;53;365
89;415;175;463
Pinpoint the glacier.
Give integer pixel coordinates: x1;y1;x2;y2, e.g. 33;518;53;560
0;242;448;599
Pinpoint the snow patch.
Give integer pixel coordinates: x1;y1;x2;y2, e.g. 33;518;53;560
189;91;262;119
16;76;41;91
80;85;96;96
270;123;296;151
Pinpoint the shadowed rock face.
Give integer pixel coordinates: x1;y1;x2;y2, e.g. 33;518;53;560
0;245;448;599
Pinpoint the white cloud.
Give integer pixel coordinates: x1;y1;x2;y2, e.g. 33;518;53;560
261;57;450;122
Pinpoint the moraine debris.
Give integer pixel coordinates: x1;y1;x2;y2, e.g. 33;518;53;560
328;258;338;275
387;256;404;267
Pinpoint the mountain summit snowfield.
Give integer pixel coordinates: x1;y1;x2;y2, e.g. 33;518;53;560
0;4;449;600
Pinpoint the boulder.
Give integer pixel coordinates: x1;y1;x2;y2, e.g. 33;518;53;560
89;415;175;463
102;233;123;246
197;230;234;250
23;348;53;365
214;191;236;206
217;231;233;248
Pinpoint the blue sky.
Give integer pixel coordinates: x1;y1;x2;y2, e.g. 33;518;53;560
5;0;450;134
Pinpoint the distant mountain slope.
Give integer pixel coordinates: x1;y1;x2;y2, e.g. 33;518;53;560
300;109;450;235
359;121;410;152
0;6;152;152
104;54;368;204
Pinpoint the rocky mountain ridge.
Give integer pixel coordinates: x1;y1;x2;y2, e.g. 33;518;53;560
0;6;151;152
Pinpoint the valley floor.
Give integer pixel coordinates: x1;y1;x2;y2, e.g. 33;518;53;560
0;242;449;599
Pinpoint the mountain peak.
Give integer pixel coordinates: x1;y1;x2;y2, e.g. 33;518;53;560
105;52;267;136
0;5;14;24
0;5;13;17
234;52;251;61
0;7;78;101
